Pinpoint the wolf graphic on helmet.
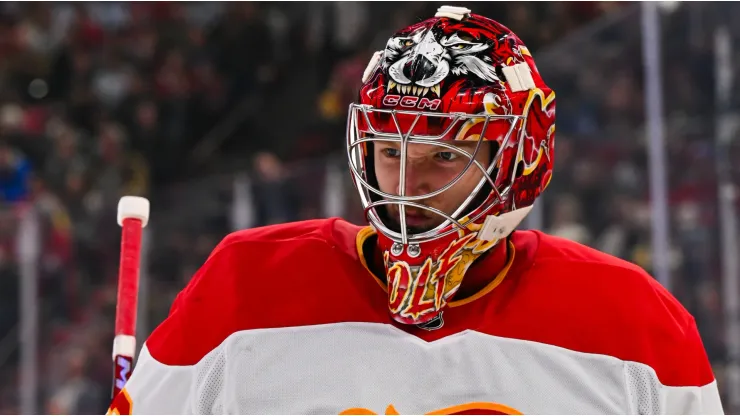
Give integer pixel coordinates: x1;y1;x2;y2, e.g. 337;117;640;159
371;17;530;115
384;20;520;91
357;14;542;148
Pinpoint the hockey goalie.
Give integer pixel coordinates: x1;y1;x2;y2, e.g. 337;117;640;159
108;6;724;415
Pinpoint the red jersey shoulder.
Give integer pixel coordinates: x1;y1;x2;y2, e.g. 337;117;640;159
145;218;384;366
523;230;688;326
499;230;714;387
214;218;335;248
211;217;364;257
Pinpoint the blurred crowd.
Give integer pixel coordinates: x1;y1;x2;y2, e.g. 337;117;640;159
539;2;740;376
0;1;737;414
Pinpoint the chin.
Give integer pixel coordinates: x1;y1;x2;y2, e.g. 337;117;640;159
378;206;445;235
387;216;443;235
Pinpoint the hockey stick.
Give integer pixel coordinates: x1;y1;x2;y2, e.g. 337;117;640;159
111;196;150;399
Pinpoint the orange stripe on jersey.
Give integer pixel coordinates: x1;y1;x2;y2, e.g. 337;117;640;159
355;226;387;292
448;241;514;308
340;402;522;415
106;388;133;415
427;401;523;415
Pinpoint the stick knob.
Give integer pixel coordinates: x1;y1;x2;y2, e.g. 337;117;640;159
117;196;150;228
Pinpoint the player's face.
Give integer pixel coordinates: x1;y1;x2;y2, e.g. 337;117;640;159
373;140;492;233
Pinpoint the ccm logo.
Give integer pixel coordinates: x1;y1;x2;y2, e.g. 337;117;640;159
383;95;441;111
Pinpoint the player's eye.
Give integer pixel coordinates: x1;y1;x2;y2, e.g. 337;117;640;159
404;39;414;47
436;151;459;162
450;44;471;50
382;148;401;158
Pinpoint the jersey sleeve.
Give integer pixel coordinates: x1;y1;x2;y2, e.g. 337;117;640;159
662;379;723;415
625;274;725;415
659;317;724;415
107;234;247;415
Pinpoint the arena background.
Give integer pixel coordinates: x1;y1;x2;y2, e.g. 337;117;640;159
0;2;738;414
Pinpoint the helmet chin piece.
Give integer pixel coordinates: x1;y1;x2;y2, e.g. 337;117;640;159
376;205;533;326
378;228;492;325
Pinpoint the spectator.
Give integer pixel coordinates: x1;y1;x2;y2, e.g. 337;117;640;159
45;348;103;415
547;194;592;245
0;143;31;203
250;151;300;226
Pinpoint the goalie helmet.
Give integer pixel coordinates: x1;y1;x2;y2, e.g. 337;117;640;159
347;6;556;325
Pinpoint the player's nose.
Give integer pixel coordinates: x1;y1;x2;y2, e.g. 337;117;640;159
396;162;431;197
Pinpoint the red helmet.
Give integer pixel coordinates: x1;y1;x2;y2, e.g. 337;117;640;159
347;6;556;325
